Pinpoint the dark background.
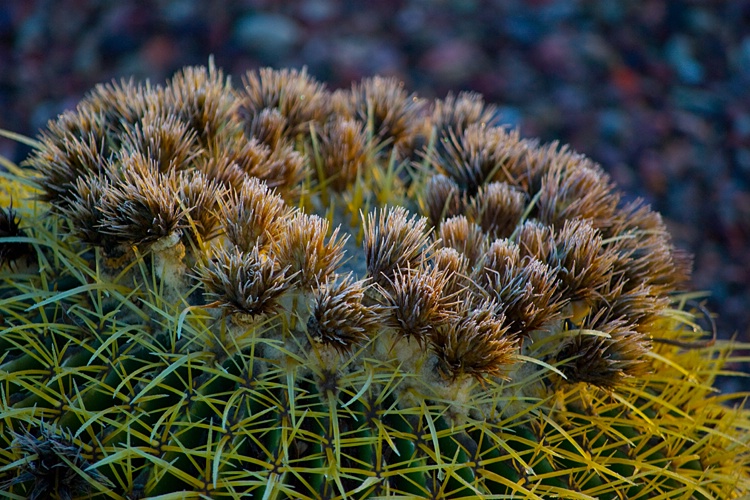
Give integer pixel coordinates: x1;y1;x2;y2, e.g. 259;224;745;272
1;1;748;377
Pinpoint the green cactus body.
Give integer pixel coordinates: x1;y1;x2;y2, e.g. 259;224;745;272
1;62;749;499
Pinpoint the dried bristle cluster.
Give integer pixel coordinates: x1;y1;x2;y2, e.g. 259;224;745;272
2;62;744;499
19;62;691;391
0;203;31;266
420;116;692;385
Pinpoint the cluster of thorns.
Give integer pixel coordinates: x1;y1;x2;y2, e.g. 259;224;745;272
11;62;691;390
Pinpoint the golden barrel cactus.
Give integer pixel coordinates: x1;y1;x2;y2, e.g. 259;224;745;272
1;62;748;499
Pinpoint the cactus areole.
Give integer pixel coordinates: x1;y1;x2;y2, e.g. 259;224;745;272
1;62;748;499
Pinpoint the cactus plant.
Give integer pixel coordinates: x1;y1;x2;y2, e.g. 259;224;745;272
1;61;749;499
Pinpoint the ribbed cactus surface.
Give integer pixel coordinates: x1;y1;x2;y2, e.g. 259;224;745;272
1;62;748;499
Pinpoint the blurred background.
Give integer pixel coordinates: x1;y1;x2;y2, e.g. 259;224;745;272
1;0;748;377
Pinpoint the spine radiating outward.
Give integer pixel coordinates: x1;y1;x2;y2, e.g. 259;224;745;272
0;62;748;499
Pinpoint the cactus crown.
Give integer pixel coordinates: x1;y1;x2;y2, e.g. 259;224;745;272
0;62;748;499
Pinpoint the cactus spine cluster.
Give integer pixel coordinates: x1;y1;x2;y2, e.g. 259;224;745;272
1;62;749;499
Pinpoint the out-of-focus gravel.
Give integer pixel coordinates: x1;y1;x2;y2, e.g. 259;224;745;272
1;0;748;375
